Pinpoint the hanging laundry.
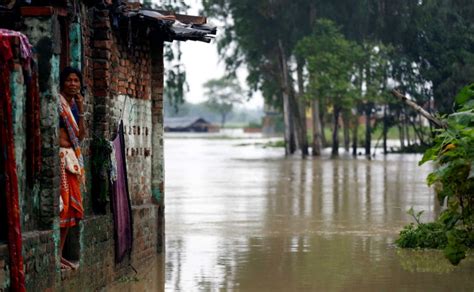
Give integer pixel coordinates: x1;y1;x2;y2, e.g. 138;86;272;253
111;121;133;263
0;28;41;184
0;29;30;292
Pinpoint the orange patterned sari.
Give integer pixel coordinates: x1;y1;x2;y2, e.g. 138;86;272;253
59;94;84;228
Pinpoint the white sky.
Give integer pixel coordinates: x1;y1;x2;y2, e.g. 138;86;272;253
153;0;263;109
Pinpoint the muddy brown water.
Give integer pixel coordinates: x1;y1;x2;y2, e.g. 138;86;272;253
111;133;474;292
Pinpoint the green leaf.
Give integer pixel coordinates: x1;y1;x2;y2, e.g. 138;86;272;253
444;230;468;265
449;111;474;126
436;189;450;205
461;99;474;111
427;172;439;186
444;244;466;265
419;147;437;165
454;84;474;106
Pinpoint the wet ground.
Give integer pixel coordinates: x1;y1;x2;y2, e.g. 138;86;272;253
113;132;474;291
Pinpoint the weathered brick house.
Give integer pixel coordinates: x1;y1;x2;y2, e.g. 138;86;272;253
0;0;214;290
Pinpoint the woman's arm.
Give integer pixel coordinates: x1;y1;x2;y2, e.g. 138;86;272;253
75;94;86;141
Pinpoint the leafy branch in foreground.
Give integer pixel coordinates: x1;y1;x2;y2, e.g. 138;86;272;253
397;83;474;265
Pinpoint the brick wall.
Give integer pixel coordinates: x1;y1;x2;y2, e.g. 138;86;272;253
60;216;115;291
151;39;165;207
120;95;153;205
0;1;166;290
64;2;163;290
22;231;57;291
11;57;59;291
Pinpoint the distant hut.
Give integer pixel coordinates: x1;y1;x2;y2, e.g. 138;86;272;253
164;117;219;132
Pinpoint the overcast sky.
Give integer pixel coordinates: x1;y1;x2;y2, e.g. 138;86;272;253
153;0;263;109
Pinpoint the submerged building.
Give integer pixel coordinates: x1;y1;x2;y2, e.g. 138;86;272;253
0;0;215;290
164;117;219;132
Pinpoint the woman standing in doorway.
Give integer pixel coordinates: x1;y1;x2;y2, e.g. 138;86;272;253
58;67;86;270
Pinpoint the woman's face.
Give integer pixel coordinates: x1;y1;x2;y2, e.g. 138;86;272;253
63;73;81;97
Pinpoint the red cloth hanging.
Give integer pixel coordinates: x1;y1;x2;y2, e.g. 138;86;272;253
0;28;40;184
26;66;41;184
0;33;27;292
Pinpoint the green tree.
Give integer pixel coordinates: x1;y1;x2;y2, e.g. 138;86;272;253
204;0;474;156
164;42;189;113
400;0;474;114
397;84;474;265
362;43;392;155
296;19;363;156
203;77;243;127
146;0;190;111
203;0;314;156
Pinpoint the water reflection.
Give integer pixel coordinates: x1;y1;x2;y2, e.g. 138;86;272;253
112;134;474;291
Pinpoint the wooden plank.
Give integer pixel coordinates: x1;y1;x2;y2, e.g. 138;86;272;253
175;13;207;25
20;6;67;17
20;6;54;16
157;10;207;24
127;3;141;10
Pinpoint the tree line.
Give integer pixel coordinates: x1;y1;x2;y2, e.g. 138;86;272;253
202;0;474;156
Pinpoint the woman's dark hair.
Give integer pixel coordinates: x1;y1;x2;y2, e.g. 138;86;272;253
60;66;83;91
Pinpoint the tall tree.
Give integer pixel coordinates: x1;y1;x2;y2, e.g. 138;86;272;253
402;0;474;114
203;0;314;156
296;19;362;156
203;77;243;127
203;0;474;156
146;0;191;111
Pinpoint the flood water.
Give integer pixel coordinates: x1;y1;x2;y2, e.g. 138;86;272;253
113;132;474;291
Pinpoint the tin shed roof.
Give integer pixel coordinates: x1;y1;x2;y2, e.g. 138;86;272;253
164;117;212;129
120;7;216;43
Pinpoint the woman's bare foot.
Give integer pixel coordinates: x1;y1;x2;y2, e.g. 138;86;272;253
61;257;79;270
60;261;71;270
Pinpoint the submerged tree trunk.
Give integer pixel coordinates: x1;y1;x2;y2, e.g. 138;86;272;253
402;106;411;147
221;113;227;128
290;117;297;153
296;59;309;157
289;117;296;153
277;40;293;155
308;1;320;157
364;59;372;157
365;104;372;156
397;109;405;150
320;98;328;147
289;83;306;157
332;105;341;156
353;65;363;157
352;112;359;156
311;98;322;156
398;124;405;151
383;104;388;154
342;110;350;152
405;111;411;147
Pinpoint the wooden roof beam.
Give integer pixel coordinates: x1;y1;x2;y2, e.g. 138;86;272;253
157;10;207;25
